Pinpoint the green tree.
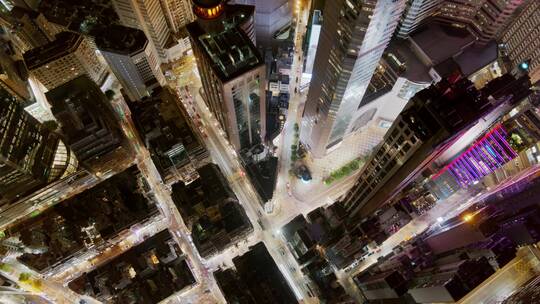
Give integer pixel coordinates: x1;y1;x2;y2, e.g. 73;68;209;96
19;273;31;282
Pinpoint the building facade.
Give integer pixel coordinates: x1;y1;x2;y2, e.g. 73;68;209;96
300;0;407;158
438;0;524;45
0;7;50;54
500;1;540;83
396;0;441;39
96;26;166;102
188;1;266;152
0;87;77;206
45;76;123;165
112;0;174;62
23;32;107;91
160;0;195;33
232;0;292;48
341;74;531;221
0;47;30;101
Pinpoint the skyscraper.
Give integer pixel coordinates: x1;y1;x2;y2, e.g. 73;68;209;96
500;0;540;83
300;0;407;158
160;0;195;33
437;0;525;45
0;87;77;206
232;0;292;48
111;0;173;62
188;1;266;151
341;74;531;220
96;26;166;102
396;0;441;39
23;32;107;90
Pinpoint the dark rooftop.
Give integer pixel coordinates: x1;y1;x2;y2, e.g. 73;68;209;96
95;25;149;55
23;32;83;70
69;230;195;303
221;242;298;304
410;23;476;65
187;4;263;82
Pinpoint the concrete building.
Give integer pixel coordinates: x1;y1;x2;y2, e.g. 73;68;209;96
0;87;77;206
437;0;525;45
354;270;408;301
129;87;210;184
300;8;322;91
23;32;107;91
500;1;540;83
0;7;50;54
233;0;292;48
341;74;531;221
96;25;166;102
300;0;407;158
0;46;30;101
188;1;266;152
171;163;253;257
396;0;441;39
160;0;195;33
45;76;123;165
215;242;298;304
407;257;495;303
111;0;172;62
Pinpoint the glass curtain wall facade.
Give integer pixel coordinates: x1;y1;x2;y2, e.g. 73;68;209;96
301;0;407;158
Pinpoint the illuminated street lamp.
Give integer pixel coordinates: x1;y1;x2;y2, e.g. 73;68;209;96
463;213;474;222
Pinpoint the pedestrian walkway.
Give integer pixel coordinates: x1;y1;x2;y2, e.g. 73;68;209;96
292;125;386;201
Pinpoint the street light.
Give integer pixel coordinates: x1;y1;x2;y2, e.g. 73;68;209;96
463;213;474;222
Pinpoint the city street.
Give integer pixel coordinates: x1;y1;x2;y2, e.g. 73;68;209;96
458;244;540;304
341;163;540;295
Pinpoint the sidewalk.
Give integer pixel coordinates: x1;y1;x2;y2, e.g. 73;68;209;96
292;125;386;202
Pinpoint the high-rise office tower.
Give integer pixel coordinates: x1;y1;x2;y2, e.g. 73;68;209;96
111;0;172;62
500;1;540;83
438;0;525;45
0;87;77;206
188;1;266;151
300;0;407;158
340;74;531;220
396;0;441;39
232;0;292;48
96;26;166;102
160;0;195;33
23;32;107;91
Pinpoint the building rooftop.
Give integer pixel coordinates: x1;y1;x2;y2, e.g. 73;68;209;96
23;32;83;70
68;230;196;303
221;242;298;304
171;164;252;257
453;40;498;76
410;23;476;65
198;26;261;80
187;4;262;82
38;0;119;34
11;166;157;272
129;88;209;183
95;25;149;55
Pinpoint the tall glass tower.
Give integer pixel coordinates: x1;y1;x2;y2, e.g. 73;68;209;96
300;0;407;158
0;88;77;205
